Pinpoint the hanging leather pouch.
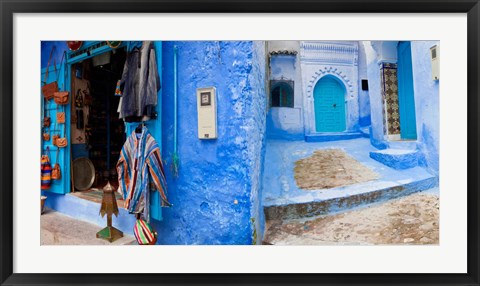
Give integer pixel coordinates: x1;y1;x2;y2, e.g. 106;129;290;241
54;124;68;148
43;116;51;128
57;105;65;124
52;134;59;145
54;91;69;105
57;112;65;124
51;147;61;180
41;47;59;100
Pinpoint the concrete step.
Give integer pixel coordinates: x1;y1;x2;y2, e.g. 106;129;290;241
388;141;417;150
305;132;364;142
359;126;371;137
41;208;137;245
369;149;419;170
42;191;137;236
264;173;437;221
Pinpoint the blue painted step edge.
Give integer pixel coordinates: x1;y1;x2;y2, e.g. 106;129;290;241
305;132;364;142
369;149;419;170
264;175;437;220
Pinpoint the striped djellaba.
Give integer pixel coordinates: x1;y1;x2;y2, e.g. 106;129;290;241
117;126;170;222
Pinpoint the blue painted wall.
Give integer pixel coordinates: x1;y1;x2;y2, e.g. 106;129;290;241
410;41;440;174
362;41;387;149
357;42;371;127
155;41;267;245
41;41;68;68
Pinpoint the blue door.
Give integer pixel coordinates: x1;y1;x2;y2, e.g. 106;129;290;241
41;48;71;194
313;76;346;132
397;42;417;140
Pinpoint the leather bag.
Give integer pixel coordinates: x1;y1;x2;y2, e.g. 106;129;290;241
41;47;59;100
53;121;67;148
43;97;51;127
54;91;69;105
57;112;65;124
56;105;65;124
43;116;51;128
52;134;60;146
55;137;68;148
51;147;61;180
42;82;58;100
55;124;68;148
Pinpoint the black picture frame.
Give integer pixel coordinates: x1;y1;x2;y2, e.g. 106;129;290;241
1;1;479;285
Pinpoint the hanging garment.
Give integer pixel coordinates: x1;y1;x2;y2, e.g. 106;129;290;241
116;126;170;221
118;41;160;121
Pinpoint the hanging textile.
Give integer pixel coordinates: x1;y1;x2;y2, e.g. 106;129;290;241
116;126;170;222
117;41;161;122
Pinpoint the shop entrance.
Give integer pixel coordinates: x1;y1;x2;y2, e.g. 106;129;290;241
70;48;127;200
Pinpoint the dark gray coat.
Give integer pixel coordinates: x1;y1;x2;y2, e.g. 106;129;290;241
119;41;160;121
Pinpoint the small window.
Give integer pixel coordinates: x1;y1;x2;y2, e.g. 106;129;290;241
270;80;294;108
361;79;369;91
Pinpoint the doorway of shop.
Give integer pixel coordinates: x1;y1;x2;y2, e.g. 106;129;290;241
69;48;127;204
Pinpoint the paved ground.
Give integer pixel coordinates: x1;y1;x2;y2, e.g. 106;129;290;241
263;188;439;245
262;138;436;209
41;208;136;245
294;149;379;190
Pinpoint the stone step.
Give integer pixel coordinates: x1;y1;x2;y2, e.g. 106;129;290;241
264;173;437;221
41;208;137;245
387;141;417;150
369;149;419;170
359;126;371;137
305;132;365;142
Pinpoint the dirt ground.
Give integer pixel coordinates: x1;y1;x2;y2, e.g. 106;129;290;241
294;149;379;190
263;192;439;245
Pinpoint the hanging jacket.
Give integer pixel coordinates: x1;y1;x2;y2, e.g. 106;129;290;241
116;126;170;222
118;41;160;121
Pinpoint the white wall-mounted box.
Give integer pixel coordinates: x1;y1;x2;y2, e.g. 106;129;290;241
196;87;217;139
430;45;439;81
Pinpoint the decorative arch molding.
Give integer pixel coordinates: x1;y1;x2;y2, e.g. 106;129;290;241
300;41;360;135
306;67;354;100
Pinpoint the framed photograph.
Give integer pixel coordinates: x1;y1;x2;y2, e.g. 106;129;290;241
1;0;479;286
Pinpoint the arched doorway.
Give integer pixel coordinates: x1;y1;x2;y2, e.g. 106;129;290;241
313;75;346;132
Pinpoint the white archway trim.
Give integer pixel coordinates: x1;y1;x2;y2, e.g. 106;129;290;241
306;68;354;100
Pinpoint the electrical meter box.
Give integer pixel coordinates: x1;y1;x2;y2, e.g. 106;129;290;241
430;45;439;81
196;87;217;139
